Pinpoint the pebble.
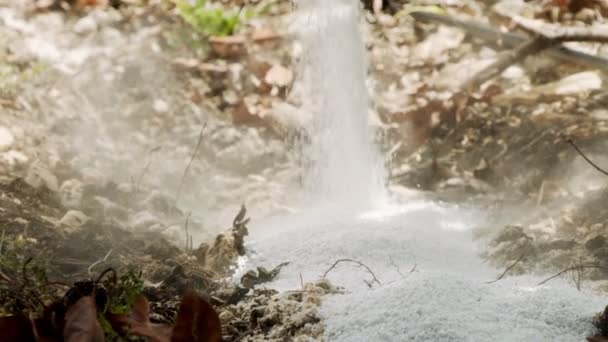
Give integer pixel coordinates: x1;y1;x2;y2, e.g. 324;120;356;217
0;127;15;152
58;210;89;232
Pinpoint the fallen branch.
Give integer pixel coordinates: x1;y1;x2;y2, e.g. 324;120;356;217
486;249;528;284
409;11;608;72
538;265;608;286
322;259;381;286
493;2;608;44
568;139;608;176
463;36;555;92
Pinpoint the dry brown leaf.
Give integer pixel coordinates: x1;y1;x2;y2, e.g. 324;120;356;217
63;296;104;342
107;296;171;342
171;289;222;342
0;315;36;342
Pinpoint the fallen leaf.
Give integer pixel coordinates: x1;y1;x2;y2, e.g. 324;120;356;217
0;315;36;342
171;289;222;342
63;296;104;342
108;296;171;342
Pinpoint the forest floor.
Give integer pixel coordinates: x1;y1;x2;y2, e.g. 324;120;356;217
2;0;608;340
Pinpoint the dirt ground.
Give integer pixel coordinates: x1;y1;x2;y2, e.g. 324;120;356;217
2;0;608;340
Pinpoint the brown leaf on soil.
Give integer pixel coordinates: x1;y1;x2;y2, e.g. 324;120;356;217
63;296;104;342
0;315;36;342
171;289;222;342
120;296;172;342
106;296;171;342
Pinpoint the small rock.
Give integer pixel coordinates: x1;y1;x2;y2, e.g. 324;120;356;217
153;99;169;113
222;89;239;106
60;179;84;208
377;13;397;27
73;16;98;34
1;150;28;168
59;210;89;232
213;286;249;305
25;161;59;192
264;64;293;88
13;217;28;226
0;127;15;152
130;211;161;231
219;310;235;322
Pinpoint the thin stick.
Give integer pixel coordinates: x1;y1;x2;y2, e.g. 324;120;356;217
323;258;381;286
486;249;528;284
536;180;546;207
463;36;555;92
176;123;207;204
0;229;5;255
184;212;192;253
300;273;304;290
0;270;12;283
88;249;113;275
388;255;405;277
134;160;152;194
538;265;608;286
568;139;608;176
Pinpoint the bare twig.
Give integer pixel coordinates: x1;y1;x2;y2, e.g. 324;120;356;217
176;123;207;204
536;180;546;207
0;270;12;283
568;139;608;176
322;258;381;286
134;160;152;194
300;273;304;290
486;249;528;284
184;212;192;253
389;255;405;277
0;228;4;255
95;267;117;284
87;249;113;275
21;257;33;290
134;146;163;193
538;265;608;286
